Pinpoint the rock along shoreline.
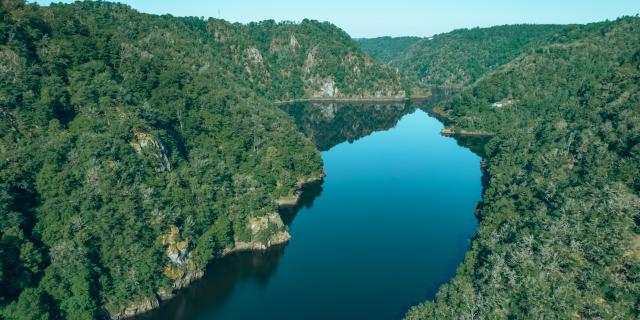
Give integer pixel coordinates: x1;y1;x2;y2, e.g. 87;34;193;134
113;173;326;319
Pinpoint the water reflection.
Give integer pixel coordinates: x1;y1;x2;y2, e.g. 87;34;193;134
282;94;489;158
138;245;288;320
281;101;417;151
279;179;324;226
140;95;486;320
449;135;491;158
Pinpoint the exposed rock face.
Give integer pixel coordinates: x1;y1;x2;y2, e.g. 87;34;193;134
319;79;338;97
303;46;319;74
276;174;325;207
161;225;202;289
245;47;263;64
129;131;171;172
249;213;284;233
226;231;292;253
162;225;190;267
110;298;159;320
157;287;174;301
205;19;411;103
304;76;341;98
171;269;205;290
223;212;291;254
290;34;299;49
111;225;204;319
276;196;299;207
243;46;270;81
112;174;324;319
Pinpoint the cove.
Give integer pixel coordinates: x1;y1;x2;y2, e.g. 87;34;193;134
140;101;483;320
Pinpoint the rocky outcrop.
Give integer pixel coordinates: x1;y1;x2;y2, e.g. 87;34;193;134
162;226;189;266
224;230;292;254
112;174;323;319
276;174;325;207
223;212;291;254
245;47;263;64
306;76;340;98
160;225;203;288
129;131;171;172
319;79;338;97
110;298;159;320
289;34;299;50
171;269;205;290
303;46;319;74
110;224;207;318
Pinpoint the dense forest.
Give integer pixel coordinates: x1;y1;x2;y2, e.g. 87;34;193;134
0;1;410;319
208;19;414;101
393;24;565;89
3;0;639;319
407;17;640;319
356;36;422;64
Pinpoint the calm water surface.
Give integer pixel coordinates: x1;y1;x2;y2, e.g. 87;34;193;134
142;102;482;320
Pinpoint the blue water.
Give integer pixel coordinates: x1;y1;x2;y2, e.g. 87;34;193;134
143;107;482;320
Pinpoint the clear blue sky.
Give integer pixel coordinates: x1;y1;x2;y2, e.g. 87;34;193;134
34;0;640;38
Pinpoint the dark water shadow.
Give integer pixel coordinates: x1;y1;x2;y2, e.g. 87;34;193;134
418;89;492;158
280;100;417;152
137;245;287;320
279;179;324;226
450;135;491;158
139;93;483;320
137;184;324;320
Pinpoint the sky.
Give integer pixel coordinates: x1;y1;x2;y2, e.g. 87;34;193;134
34;0;640;38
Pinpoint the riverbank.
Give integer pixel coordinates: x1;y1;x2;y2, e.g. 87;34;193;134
116;174;326;319
440;127;494;137
273;95;432;106
276;174;326;207
145;108;484;320
426;106;495;138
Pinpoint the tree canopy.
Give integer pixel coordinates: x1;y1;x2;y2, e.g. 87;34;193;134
356;36;422;64
393;24;565;89
0;1;406;318
407;17;640;320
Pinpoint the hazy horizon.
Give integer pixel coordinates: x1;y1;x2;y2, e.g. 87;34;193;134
33;0;640;38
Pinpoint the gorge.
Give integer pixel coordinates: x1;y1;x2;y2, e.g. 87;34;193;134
1;1;639;319
139;100;484;320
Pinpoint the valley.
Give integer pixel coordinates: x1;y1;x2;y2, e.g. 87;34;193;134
1;1;639;319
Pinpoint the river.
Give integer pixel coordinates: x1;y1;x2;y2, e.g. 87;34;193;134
140;100;483;320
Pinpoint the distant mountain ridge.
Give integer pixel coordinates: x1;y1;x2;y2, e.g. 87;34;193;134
391;24;566;89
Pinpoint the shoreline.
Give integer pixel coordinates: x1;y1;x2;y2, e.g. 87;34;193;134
440;128;495;137
276;173;325;207
273;95;432;106
123;99;487;319
121;174;326;319
427;106;495;138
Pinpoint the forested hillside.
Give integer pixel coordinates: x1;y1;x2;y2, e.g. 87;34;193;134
210;19;412;101
393;24;565;89
356;36;422;64
0;1;408;319
408;17;640;319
